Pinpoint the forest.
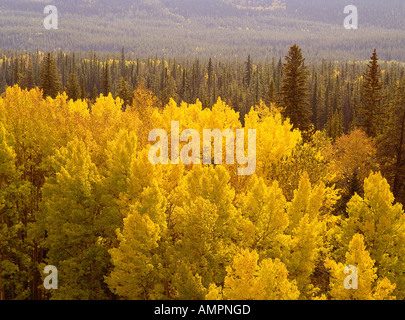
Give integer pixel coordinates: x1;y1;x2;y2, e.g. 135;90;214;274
1;0;405;61
1;43;405;300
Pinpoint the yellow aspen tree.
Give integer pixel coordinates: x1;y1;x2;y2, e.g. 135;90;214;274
258;257;300;300
222;249;264;300
209;248;299;300
244;105;301;182
106;210;163;300
171;166;246;287
0;123;31;299
130;84;160;149
339;172;405;298
285;173;330;298
41;138;110;299
106;180;167;300
239;175;289;258
325;233;396;300
89;94;124;166
172;197;221;289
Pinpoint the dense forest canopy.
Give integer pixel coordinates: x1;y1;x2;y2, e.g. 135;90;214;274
2;0;405;303
2;44;405;300
1;0;405;61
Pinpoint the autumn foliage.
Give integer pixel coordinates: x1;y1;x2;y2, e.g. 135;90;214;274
0;85;403;300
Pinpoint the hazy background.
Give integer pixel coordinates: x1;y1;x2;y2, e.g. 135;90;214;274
1;0;405;61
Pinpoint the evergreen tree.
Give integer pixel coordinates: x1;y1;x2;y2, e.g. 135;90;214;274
160;76;178;107
325;107;344;140
39;53;60;99
23;60;35;91
244;55;252;87
117;77;133;110
358;49;383;137
377;77;405;203
279;44;312;138
102;62;111;96
207;58;214;106
80;76;86;100
265;77;276;106
66;68;80;101
12;57;21;86
310;72;320;130
120;46;127;79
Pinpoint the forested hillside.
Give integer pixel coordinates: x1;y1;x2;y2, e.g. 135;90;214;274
2;0;405;303
1;0;405;60
1;44;405;300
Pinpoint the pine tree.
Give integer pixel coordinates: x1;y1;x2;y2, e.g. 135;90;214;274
358;49;383;137
120;46;126;79
117;77;133;110
244;55;252;87
39;53;60;98
160;76;178;107
22;57;35;90
102;62;111;96
325;107;344;140
279;44;312;138
275;57;283;90
66;68;80;101
80;76;86;100
12;57;22;86
207;57;214;106
265;77;276;106
376;78;405;202
310;72;320;130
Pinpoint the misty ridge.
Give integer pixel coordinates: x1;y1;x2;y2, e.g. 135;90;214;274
1;0;405;61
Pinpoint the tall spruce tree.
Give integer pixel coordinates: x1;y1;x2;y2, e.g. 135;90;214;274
279;44;312;137
102;62;111;96
117;77;133;110
244;55;252;87
265;77;276;106
80;76;86;100
377;78;405;203
207;58;214;106
23;60;35;91
358;49;383;137
66;68;80;101
39;53;60;99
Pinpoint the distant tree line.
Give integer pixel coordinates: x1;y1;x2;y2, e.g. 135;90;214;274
1;46;404;129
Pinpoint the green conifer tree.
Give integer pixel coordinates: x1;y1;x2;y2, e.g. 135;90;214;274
39;53;60;99
66;68;80;101
279;44;312;138
358;49;383;137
